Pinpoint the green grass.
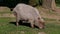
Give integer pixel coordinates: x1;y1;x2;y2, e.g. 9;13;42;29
0;6;60;34
56;4;60;7
0;17;60;34
0;11;12;14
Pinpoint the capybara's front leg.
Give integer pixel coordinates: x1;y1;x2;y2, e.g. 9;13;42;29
29;19;34;28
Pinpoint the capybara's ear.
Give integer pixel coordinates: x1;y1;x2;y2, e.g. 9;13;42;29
38;17;40;20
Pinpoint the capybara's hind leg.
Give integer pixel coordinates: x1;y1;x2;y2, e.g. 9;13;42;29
16;14;20;26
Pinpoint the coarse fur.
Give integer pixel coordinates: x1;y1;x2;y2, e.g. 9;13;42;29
13;3;45;29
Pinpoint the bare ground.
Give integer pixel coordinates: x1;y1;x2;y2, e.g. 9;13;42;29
0;14;15;17
38;7;60;20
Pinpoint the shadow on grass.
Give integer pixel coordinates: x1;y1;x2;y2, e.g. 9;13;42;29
9;20;39;28
9;20;31;27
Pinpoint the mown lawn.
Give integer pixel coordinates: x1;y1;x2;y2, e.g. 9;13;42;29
0;17;60;34
0;6;60;34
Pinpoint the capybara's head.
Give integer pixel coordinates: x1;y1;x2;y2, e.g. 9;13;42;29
38;18;45;29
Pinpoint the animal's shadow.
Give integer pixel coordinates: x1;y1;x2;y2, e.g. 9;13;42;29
9;20;38;28
10;20;31;27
